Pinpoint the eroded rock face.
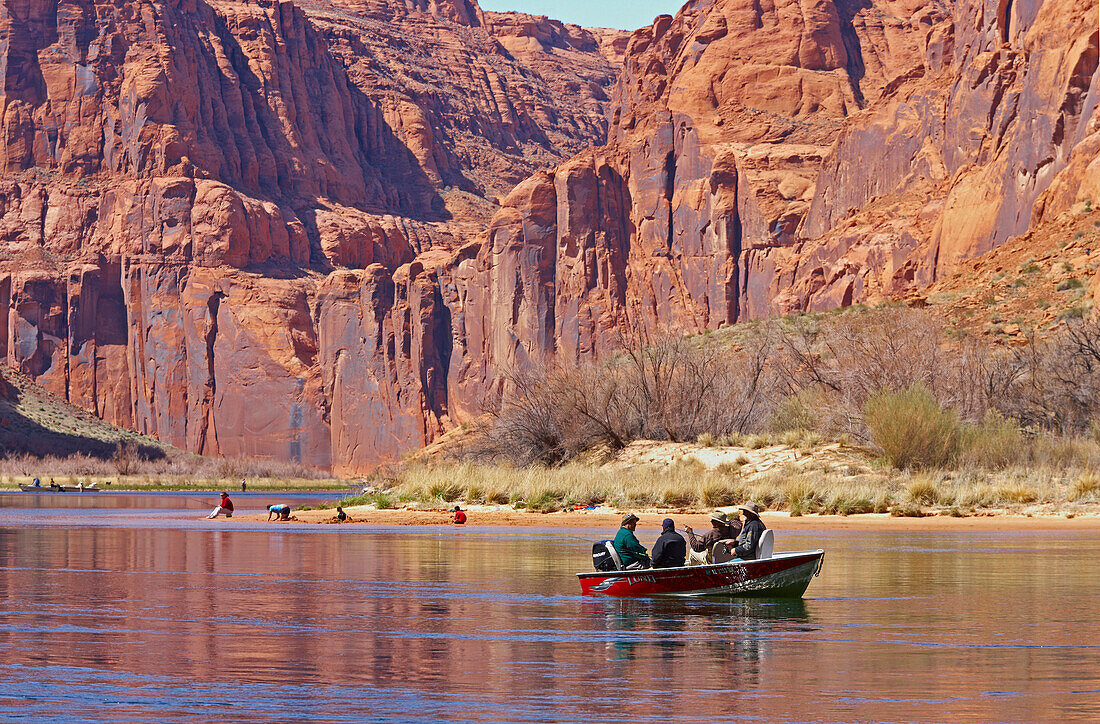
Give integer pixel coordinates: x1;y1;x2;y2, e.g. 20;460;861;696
0;0;625;470
3;0;1099;472
476;0;1100;376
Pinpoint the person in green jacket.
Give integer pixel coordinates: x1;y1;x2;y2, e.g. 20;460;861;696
612;513;651;569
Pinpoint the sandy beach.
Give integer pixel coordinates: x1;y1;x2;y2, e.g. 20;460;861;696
229;505;1100;531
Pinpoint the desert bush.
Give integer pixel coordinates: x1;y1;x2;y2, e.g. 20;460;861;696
959;411;1024;469
864;385;961;469
769;390;820;432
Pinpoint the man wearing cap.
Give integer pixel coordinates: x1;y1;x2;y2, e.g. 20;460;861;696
683;510;742;564
733;503;767;560
651;518;687;568
612;513;651;569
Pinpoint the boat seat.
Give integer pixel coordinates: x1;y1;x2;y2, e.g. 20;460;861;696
756;529;774;560
711;540;737;564
604;541;624;570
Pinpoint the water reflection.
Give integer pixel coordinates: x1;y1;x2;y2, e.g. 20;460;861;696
0;499;1097;722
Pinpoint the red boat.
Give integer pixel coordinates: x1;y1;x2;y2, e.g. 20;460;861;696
578;546;825;599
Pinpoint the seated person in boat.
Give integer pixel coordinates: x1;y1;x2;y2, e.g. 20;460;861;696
683;510;742;564
651;518;687;568
206;492;234;519
613;513;651;569
731;503;766;560
268;503;292;521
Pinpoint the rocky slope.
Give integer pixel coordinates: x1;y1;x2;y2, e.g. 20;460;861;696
2;0;1099;472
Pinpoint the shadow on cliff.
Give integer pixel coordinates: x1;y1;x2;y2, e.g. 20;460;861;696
0;375;165;461
836;0;872;107
206;4;449;272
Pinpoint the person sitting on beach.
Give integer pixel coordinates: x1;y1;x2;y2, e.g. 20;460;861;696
732;503;767;560
453;506;466;525
336;506;349;522
684;510;742;564
651;518;687;568
268;503;292;521
206;492;234;519
613;513;651;569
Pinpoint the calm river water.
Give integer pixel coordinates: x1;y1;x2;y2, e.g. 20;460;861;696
0;492;1097;722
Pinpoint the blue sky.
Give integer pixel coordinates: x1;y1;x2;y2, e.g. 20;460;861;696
477;1;681;30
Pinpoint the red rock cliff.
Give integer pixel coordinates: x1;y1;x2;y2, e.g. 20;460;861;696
0;0;624;469
474;0;1099;360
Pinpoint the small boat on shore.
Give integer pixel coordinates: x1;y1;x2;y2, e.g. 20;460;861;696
18;482;99;493
578;546;824;599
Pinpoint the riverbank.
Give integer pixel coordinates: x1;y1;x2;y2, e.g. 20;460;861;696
1;475;355;492
298;440;1100;520
230;505;1100;530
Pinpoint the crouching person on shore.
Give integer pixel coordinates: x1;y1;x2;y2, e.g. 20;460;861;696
613;513;651;569
268;503;292;521
206;492;234;519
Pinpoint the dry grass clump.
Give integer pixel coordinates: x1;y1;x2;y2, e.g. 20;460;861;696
996;482;1039;504
864;385;961;469
1073;470;1100;501
905;474;940;504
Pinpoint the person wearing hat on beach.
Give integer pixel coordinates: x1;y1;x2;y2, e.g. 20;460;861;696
453;506;467;525
651;518;687;568
683;510;742;565
206;492;234;519
732;503;767;560
613;513;651;569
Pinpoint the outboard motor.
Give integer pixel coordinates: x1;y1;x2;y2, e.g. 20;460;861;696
592;540;619;571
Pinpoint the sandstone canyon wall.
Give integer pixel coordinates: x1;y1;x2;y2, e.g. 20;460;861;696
0;0;625;468
1;0;1099;472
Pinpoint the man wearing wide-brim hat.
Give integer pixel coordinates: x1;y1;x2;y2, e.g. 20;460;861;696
732;502;767;560
684;509;743;565
612;513;651;569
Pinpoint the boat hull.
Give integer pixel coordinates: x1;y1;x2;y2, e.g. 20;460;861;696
577;550;824;598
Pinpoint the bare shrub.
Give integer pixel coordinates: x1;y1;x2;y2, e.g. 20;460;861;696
112;440;141;476
478;329;778;464
1000;320;1100;433
864;385;961;469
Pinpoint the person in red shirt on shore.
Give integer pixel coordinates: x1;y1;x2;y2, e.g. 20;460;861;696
206;492;234;519
452;506;466;525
